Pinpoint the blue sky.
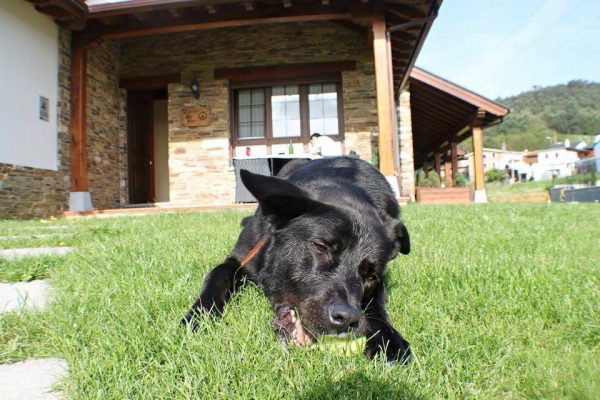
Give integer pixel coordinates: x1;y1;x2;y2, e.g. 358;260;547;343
416;0;600;100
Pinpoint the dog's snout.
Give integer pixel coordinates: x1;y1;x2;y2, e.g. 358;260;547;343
328;304;361;331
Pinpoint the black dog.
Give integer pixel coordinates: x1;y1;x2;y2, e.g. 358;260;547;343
182;157;411;363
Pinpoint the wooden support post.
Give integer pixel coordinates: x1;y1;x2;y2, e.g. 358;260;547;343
450;141;458;186
372;19;394;177
434;152;441;175
70;38;88;192
471;125;487;202
444;162;452;187
69;36;93;211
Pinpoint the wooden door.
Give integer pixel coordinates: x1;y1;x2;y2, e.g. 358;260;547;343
127;91;155;204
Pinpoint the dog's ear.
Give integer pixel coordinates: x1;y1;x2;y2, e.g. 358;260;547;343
383;217;410;258
394;222;410;255
241;169;318;227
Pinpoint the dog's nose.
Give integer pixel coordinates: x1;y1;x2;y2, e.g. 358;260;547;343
328;304;361;331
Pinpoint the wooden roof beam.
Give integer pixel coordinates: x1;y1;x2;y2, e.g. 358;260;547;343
386;4;424;20
133;12;150;22
392;30;418;42
33;0;86;18
169;8;183;18
390;36;414;51
99;15;122;26
427;109;486;157
398;0;442;91
85;3;366;40
86;0;244;19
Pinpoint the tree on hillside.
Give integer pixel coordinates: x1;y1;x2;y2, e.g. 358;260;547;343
485;80;600;151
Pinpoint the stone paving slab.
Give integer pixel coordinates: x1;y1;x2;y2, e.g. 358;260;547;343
0;281;52;313
0;233;75;240
0;358;68;400
0;247;73;260
5;225;72;231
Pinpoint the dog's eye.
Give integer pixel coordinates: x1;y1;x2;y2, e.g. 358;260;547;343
363;273;380;290
311;241;329;254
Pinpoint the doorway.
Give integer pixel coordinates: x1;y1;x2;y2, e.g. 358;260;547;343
126;88;169;204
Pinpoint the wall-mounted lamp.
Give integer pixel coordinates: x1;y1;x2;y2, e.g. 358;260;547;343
191;78;200;99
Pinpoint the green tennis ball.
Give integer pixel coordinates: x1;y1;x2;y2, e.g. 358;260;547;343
316;336;367;355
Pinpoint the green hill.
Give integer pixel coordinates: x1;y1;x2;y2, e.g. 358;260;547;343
484;80;600;151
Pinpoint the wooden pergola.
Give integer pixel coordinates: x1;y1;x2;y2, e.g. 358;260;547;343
409;67;510;201
29;0;441;207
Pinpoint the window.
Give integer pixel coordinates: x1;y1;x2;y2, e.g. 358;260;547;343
237;88;265;138
232;80;343;146
308;83;339;136
271;85;301;138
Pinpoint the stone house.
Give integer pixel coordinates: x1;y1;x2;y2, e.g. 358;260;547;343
1;0;507;218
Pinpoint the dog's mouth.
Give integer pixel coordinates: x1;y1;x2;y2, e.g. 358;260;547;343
272;305;315;346
272;304;361;347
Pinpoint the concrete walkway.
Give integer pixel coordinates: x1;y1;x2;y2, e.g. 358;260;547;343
0;247;73;260
0;358;68;400
0;233;74;240
0;241;70;398
0;280;52;313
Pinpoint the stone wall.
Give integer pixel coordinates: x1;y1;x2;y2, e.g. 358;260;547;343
120;22;377;204
398;85;415;200
85;41;127;209
0;29;71;219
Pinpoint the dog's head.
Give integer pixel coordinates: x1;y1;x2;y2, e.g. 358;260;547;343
241;170;410;345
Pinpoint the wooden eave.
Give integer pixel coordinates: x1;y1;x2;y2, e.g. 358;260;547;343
410;67;510;117
409;67;510;168
27;0;442;93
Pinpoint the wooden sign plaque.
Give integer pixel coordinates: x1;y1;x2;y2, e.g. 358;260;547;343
182;106;211;127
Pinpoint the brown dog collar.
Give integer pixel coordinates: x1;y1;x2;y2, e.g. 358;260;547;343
240;237;266;267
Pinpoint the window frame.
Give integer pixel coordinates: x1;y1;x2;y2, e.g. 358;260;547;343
230;76;345;148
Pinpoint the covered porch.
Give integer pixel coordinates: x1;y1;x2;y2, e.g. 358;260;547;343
406;67;510;203
31;0;442;212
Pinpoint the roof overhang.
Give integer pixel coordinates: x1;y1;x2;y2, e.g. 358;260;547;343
27;0;442;92
409;67;510;168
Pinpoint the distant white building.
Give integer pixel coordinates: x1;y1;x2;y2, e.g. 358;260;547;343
462;148;524;181
460;140;589;183
524;140;580;181
575;135;600;185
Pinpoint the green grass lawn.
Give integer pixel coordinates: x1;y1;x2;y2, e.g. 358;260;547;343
487;180;551;195
487;181;551;203
1;204;599;399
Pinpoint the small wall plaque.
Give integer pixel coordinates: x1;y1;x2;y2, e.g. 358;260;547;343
182;106;211;127
39;96;49;121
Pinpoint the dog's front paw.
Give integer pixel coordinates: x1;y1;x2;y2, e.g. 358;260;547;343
365;329;412;364
180;295;225;331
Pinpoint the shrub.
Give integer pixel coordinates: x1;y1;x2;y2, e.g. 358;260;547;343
428;171;441;187
486;169;507;183
417;170;428;187
455;172;469;187
417;170;442;188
